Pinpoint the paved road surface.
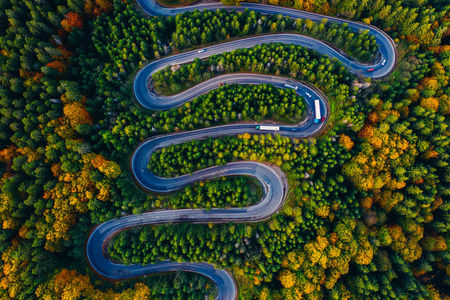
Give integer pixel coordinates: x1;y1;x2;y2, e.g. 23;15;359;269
86;2;396;299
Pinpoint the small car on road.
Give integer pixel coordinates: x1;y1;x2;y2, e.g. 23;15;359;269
198;49;206;53
367;68;375;72
305;92;311;98
218;82;225;87
321;116;326;122
381;59;386;66
292;128;298;132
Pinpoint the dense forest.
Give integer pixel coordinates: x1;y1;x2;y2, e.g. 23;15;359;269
150;83;307;125
169;9;379;61
227;0;449;47
0;0;449;299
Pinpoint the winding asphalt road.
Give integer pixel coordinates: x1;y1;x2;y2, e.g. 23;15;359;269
138;0;396;78
86;1;397;299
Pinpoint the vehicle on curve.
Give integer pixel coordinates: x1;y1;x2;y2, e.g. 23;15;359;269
256;125;280;131
321;116;326;122
218;82;225;87
305;92;311;98
314;100;321;123
284;83;298;91
198;49;206;53
381;59;386;66
367;67;375;72
292;128;298;132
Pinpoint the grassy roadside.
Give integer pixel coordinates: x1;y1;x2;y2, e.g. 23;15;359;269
381;40;408;82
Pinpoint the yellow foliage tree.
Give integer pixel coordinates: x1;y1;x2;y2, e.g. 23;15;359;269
36;269;151;299
240;132;251;140
338;134;354;150
0;240;29;298
278;270;297;288
304;236;329;268
420;97;440;112
388;224;423;262
98;160;121;179
314;205;330;218
259;287;271;300
354;239;374;265
63;102;93;127
281;251;305;271
420;77;440;91
293;0;314;12
439;94;450;115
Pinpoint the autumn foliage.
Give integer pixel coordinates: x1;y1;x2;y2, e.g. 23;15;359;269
85;0;113;18
0;146;17;171
47;60;68;74
338;134;354;150
36;152;121;252
35;269;151;299
343;127;410;191
63;102;93;127
1;0;450;298
61;12;84;32
277;217;378;298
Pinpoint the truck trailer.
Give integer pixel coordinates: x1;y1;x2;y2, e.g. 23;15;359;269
283;83;298;91
256;125;280;131
314;100;321;123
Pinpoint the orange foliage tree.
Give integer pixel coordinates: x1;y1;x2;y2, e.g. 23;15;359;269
0;145;17;171
46;60;68;74
420;97;440;112
85;0;113;18
61;12;84;32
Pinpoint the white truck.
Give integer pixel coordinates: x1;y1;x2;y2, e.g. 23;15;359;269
314;100;321;123
284;83;298;91
256;125;280;131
